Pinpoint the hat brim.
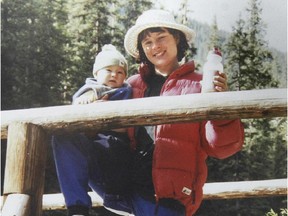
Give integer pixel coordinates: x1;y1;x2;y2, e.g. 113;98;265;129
124;22;196;58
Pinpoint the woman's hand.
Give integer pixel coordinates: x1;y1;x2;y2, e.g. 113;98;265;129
214;71;228;92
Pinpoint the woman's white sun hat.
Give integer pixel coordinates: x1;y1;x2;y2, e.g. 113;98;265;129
124;9;196;58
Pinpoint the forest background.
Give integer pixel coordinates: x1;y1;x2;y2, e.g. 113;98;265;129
1;0;287;215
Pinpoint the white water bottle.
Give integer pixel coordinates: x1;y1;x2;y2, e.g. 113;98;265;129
201;48;223;93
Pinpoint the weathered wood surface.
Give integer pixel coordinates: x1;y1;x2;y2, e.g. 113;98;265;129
3;123;48;216
203;178;287;199
1;178;284;211
42;192;103;210
1;88;287;139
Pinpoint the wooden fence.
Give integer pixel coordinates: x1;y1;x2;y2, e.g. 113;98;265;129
1;88;287;215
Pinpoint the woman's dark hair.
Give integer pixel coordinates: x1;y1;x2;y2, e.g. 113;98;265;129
136;27;189;65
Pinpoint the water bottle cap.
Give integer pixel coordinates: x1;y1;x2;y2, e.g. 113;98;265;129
207;47;222;62
211;47;222;56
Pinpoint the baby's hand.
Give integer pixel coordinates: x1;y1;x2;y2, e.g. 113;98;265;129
74;91;97;105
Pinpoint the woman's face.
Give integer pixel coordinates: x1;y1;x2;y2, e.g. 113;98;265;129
140;28;179;74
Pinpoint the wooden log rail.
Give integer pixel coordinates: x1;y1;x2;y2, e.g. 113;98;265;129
1;88;287;139
31;178;288;210
1;88;287;216
1;178;286;211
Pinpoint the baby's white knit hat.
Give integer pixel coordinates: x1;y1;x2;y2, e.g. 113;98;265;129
93;44;128;75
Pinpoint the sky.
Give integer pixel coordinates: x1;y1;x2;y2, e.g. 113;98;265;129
152;0;287;53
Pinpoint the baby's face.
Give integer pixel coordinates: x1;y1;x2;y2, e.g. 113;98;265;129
96;65;126;88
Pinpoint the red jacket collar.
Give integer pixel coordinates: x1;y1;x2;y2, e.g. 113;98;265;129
139;61;196;82
168;61;195;79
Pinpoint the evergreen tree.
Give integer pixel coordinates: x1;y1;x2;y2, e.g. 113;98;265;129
189;20;214;67
1;0;69;109
63;0;117;100
199;0;286;215
271;118;287;179
115;0;153;75
207;16;221;51
177;0;197;63
119;0;152;34
225;0;278;91
270;53;287;88
225;17;251;90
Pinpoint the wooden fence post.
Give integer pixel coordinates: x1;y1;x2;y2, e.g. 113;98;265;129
3;122;48;216
1;194;30;215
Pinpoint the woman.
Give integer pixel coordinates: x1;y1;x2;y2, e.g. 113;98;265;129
124;9;244;216
52;9;244;216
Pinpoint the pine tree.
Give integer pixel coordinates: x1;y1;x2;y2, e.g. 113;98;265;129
1;0;69;109
177;0;197;62
115;0;153;75
63;0;117;99
225;17;249;91
199;0;286;215
270;54;287;88
225;0;278;91
207;16;221;51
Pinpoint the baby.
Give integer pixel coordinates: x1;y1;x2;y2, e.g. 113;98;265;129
72;44;133;216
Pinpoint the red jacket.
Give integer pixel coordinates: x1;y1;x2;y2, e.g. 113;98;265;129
127;61;244;215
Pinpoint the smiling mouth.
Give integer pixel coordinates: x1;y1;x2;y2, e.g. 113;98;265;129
154;51;165;57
